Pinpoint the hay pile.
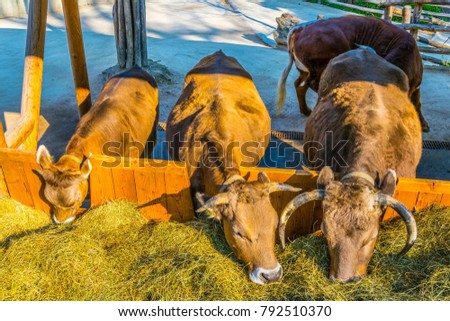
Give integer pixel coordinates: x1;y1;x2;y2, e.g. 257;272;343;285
0;197;448;300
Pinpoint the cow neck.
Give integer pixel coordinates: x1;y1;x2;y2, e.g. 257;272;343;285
340;171;375;189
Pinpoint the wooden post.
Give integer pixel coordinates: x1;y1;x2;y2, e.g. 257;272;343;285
411;3;423;39
383;6;394;22
0;123;7;148
113;0;148;69
61;0;92;118
18;0;48;150
403;5;412;24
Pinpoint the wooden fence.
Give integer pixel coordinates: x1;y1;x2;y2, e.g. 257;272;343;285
1;148;449;239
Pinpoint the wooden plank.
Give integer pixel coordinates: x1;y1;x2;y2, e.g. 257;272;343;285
419;36;450;49
384;6;394;22
0;166;10;197
62;0;92;117
19;0;48;150
4;112;49;141
381;1;450;7
139;0;148;67
21;157;51;212
422;53;450;66
402;5;412;24
0;123;6;148
123;0;134;68
383;190;419;221
418;46;450;54
89;165;115;206
415;191;443;209
0;151;34;207
397;24;450;32
111;167;137;202
134;167;169;220
440;194;450;207
164;168;194;222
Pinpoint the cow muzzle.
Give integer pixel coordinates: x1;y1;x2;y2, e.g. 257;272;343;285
249;264;283;285
329;275;362;283
51;206;78;225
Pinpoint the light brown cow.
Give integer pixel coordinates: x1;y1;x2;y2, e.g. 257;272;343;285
166;50;300;284
36;67;159;224
279;49;421;283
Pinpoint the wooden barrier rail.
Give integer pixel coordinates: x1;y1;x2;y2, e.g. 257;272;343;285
3;0;91;150
1;148;449;239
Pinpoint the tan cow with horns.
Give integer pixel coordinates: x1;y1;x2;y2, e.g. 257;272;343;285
279;49;421;283
36;67;159;224
166;50;301;284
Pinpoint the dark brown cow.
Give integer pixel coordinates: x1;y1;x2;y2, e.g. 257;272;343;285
276;15;428;131
166;50;300;284
36;67;159;224
279;49;421;283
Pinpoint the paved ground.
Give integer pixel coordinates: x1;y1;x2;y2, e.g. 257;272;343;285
0;0;448;179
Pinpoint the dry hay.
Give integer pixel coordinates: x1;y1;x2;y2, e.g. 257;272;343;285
0;197;448;301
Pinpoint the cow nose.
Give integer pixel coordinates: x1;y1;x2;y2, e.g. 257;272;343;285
250;264;283;285
52;214;76;225
329;275;362;283
261;268;283;284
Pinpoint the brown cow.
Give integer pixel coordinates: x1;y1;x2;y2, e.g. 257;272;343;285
36;67;159;224
279;49;421;283
276;15;428;131
166;50;300;284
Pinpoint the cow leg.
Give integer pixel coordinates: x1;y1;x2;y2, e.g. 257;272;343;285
411;88;429;132
295;72;312;116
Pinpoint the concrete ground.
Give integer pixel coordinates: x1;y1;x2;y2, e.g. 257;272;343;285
0;0;448;179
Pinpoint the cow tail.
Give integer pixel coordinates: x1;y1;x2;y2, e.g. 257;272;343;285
276;49;294;116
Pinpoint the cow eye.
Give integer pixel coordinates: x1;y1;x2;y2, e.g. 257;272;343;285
234;230;251;241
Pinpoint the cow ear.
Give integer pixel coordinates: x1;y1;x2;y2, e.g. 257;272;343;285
36;145;53;169
380;169;397;196
79;155;92;179
258;171;270;184
317;166;334;188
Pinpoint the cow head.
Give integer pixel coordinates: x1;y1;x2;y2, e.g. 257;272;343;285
279;167;417;283
36;145;92;224
196;172;301;285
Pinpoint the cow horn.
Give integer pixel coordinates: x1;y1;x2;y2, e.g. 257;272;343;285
196;193;230;213
279;190;326;249
268;183;302;194
373;194;417;257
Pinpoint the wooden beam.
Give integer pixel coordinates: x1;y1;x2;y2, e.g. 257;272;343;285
123;0;134;69
383;6;394;22
396;24;450;32
412;3;423;39
5;114;34;149
0;123;7;148
421;53;450;66
418;45;450;54
12;0;49;150
4;112;49;142
61;0;92;118
402;5;411;24
380;1;450;7
139;0;148;67
419;35;450;49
